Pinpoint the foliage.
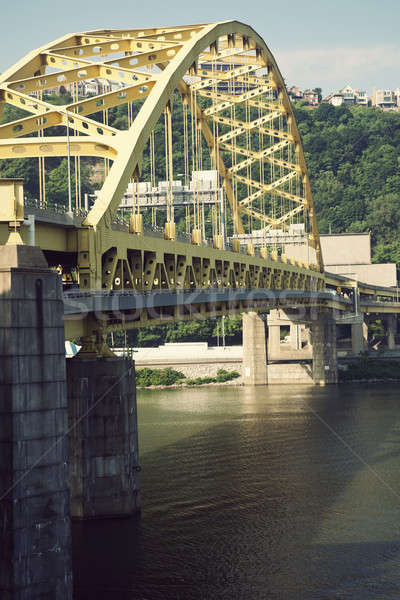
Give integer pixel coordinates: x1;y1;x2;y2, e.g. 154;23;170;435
136;367;185;387
212;315;243;345
45;158;93;206
135;366;239;387
111;315;243;348
215;369;240;382
186;376;216;385
186;369;240;385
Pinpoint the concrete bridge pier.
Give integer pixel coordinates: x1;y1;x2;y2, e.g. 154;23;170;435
386;315;397;350
67;337;140;519
266;312;281;359
312;312;338;385
0;244;72;599
242;312;267;385
351;317;368;355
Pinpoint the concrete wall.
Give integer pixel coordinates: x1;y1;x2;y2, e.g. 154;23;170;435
286;233;372;265
267;363;314;384
326;263;397;287
284;232;397;286
320;233;371;265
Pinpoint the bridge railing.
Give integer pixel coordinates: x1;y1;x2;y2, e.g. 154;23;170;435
23;197;261;255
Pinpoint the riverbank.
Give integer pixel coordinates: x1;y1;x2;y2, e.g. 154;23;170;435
135;358;400;388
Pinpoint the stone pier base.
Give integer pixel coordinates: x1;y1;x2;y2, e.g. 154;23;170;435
67;356;140;519
242;312;267;385
0;245;72;599
312;313;338;385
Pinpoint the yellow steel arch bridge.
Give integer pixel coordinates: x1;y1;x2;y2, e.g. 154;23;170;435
0;21;399;341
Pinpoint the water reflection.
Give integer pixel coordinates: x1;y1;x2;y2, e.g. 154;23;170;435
73;384;400;599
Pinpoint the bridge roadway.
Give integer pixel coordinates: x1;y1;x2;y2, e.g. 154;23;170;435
63;281;400;336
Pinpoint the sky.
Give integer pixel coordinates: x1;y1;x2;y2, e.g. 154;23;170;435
1;0;399;95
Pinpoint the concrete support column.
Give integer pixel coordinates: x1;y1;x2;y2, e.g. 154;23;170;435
268;324;281;359
0;245;72;599
242;312;267;385
266;309;281;361
67;356;140;518
386;315;396;350
290;323;302;350
351;317;368;355
312;312;338;385
304;324;312;348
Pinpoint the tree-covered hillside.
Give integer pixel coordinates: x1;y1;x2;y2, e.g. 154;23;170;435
293;103;400;264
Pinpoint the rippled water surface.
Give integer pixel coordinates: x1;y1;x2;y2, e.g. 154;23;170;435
73;384;400;599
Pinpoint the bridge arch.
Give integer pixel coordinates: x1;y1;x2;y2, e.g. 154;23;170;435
0;21;323;270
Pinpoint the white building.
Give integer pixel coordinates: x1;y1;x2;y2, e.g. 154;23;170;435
372;88;398;109
325;85;369;107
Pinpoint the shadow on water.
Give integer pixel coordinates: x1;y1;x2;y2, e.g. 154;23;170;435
72;383;400;600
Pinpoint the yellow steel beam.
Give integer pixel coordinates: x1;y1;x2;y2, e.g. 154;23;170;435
200;85;271;116
0;137;118;160
7;61;154;95
216;111;283;143
236;170;300;205
1;81;156;127
190;63;262;90
221;138;289;159
228;144;299;174
51;37;179;59
0;108;117;139
135;26;204;42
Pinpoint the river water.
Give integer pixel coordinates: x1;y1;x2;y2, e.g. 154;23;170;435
73;384;400;599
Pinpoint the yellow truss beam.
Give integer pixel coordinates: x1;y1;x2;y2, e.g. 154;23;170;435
0;107;117;139
190;64;263;90
0;137;118;160
200;85;271;116
1;81;156;130
7;60;154;95
228;142;300;174
235;170;300;204
216;110;283;143
236;179;304;210
221;138;289;159
240;203;304;230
